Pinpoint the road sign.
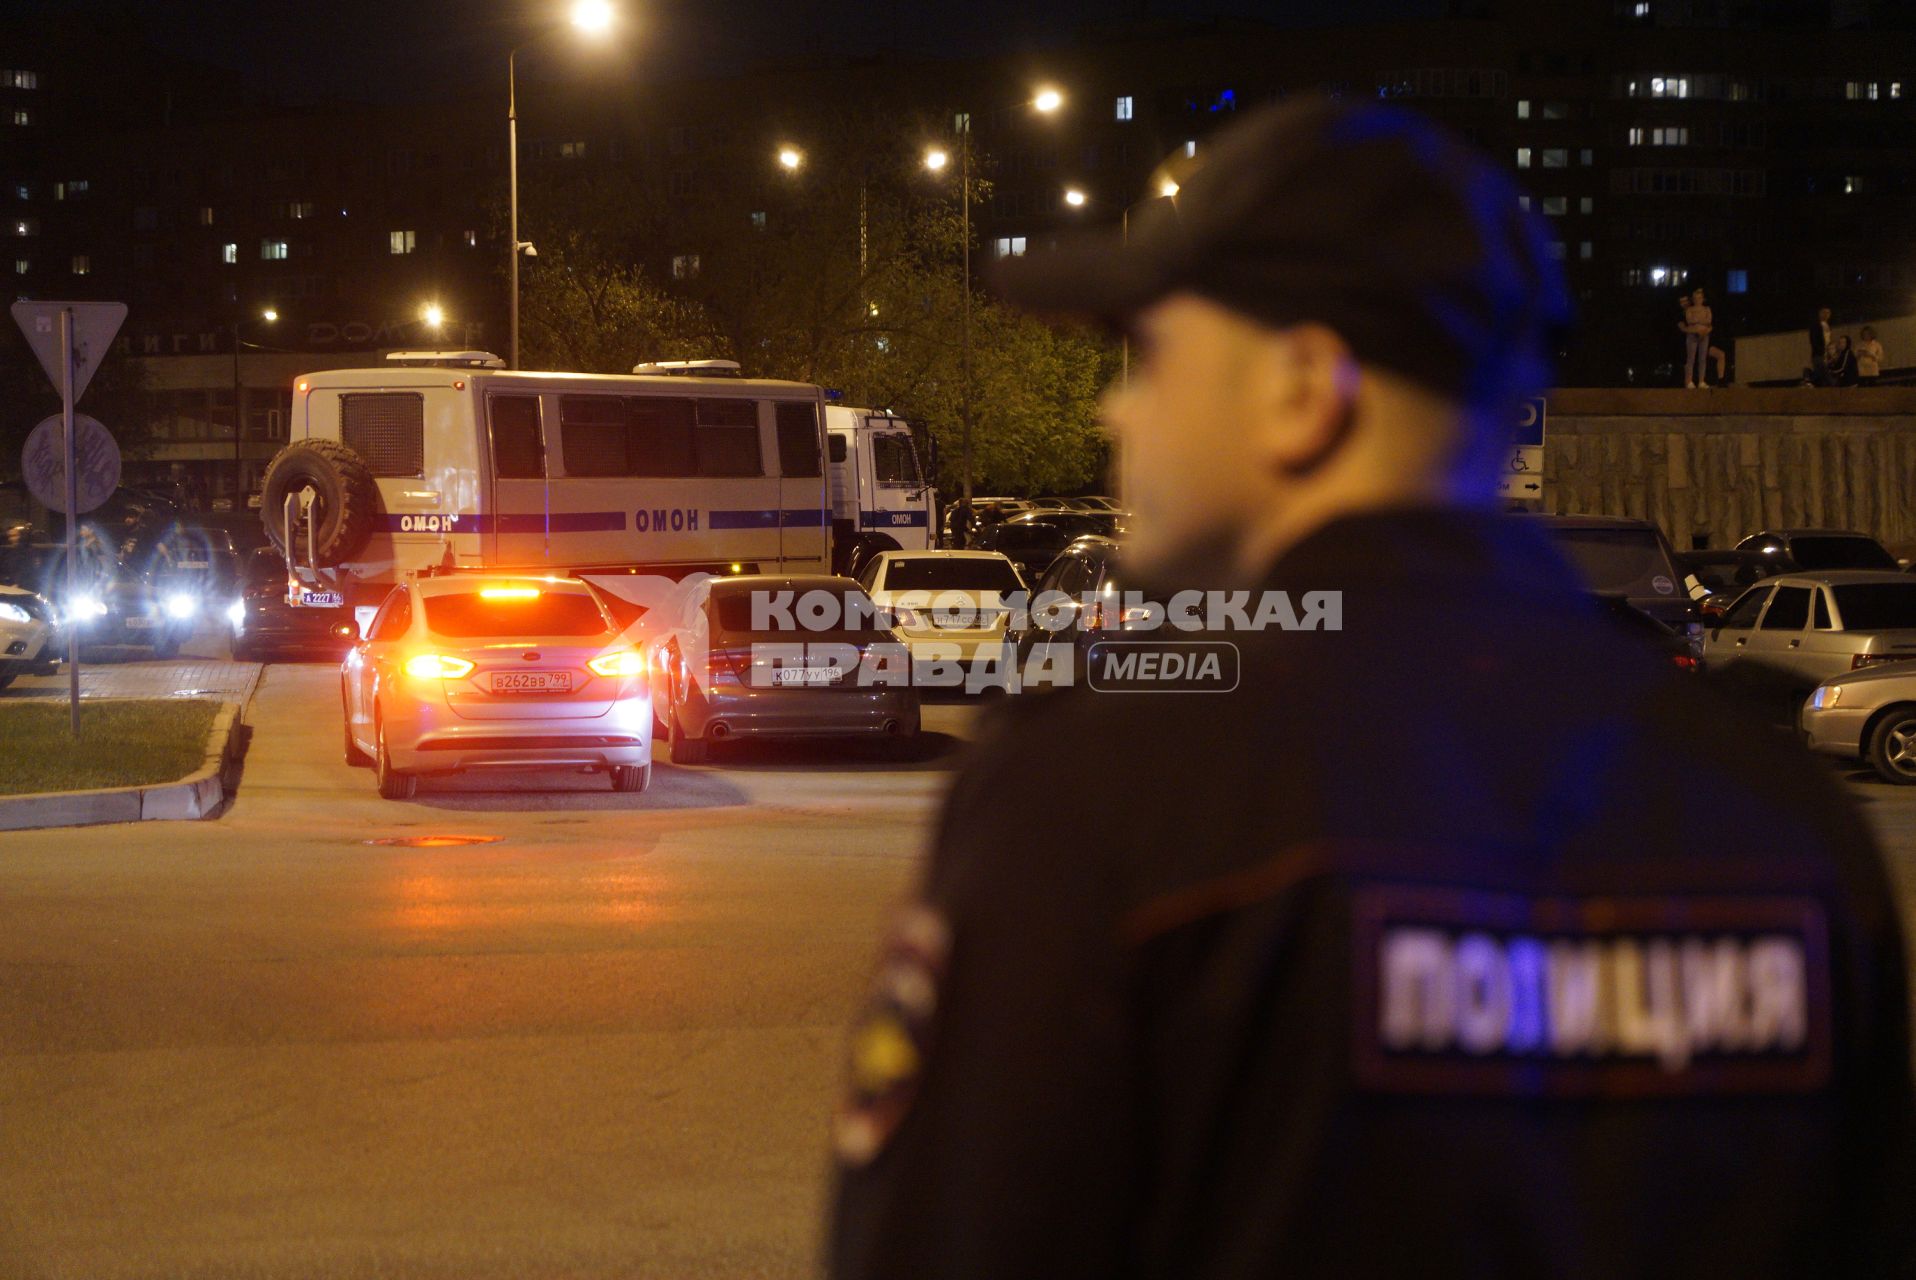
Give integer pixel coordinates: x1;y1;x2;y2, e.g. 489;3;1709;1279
10;301;126;402
1498;472;1544;500
21;413;120;514
1514;396;1546;448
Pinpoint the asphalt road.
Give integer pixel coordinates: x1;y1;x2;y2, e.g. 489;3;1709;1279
6;638;1916;1279
0;646;980;1280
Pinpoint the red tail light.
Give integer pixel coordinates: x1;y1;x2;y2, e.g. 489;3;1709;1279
1671;653;1699;673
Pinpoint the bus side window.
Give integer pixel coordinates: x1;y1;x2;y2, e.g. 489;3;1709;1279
489;395;544;478
627;397;695;477
696;398;762;477
560;395;631;477
776;402;822;477
828;435;848;464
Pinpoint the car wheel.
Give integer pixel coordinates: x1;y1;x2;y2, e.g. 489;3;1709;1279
342;695;371;768
611;763;651;793
1867;709;1916;785
373;709;416;799
670;709;708;765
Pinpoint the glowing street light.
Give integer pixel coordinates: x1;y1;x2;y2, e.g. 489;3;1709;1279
570;0;615;34
422;303;445;329
777;146;804;172
260;307;278;324
1158;178;1180;198
510;2;619;369
1063;187;1087;208
1033;87;1064;113
923;147;949;172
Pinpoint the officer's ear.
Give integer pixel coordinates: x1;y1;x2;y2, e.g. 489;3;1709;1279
1251;323;1359;477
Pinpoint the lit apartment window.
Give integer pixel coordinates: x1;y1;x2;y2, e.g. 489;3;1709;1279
1183;140;1197;157
1115;95;1134;121
993;236;1027;258
1580;196;1595;214
1579;149;1595;166
13;259;26;274
8;70;38;89
1542;196;1568;216
1579;241;1594;260
1542;148;1568;168
672;253;701;279
1516;147;1533;169
12;218;36;236
11;182;26;200
1893;83;1904;100
222;242;238;264
10;110;29;127
1633;1;1649;14
749;211;766;231
1516;99;1530;119
389;230;415;254
464;229;478;246
289;201;314;219
52;183;63;200
199;206;214;226
558;140;587;159
71;255;89;275
1727;268;1749;294
1649;77;1690;98
953;112;970;133
1628;126;1688;146
1846;82;1881;101
261;239;288;260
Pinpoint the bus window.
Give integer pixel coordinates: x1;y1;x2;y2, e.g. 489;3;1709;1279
559;395;697;477
559;395;630;476
696;398;761;477
776;402;821;477
342;392;425;477
629;397;695;476
489;395;544;478
871;434;920;487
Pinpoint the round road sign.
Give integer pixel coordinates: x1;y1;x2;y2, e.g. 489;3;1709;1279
20;413;120;514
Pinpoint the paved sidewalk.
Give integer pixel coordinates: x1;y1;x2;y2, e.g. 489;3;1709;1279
1;658;261;702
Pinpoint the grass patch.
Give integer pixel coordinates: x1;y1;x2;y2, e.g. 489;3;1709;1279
0;699;222;795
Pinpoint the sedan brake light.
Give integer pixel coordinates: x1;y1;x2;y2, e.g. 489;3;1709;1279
587;649;647;678
404;653;476;680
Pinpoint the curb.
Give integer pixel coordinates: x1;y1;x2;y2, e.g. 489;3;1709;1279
0;696;250;833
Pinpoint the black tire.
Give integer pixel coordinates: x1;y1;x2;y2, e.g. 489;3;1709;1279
374;710;416;799
611;763;651;793
1867;708;1916;785
342;695;372;767
260;438;380;568
670;710;708;765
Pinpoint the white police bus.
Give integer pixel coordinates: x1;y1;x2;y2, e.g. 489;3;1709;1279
259;352;831;618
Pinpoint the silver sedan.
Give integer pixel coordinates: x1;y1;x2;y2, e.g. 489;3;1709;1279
1801;663;1916;784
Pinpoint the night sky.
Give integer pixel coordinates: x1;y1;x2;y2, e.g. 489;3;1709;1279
15;0;1443;103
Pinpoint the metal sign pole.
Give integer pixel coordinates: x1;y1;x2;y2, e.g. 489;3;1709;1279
60;307;79;737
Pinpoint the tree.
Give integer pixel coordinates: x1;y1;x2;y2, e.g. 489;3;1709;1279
515;109;1119;496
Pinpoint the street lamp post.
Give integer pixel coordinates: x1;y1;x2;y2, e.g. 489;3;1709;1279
509;1;617;371
930;87;1062;523
232;307;277;506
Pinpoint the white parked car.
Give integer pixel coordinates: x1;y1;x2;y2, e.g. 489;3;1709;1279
0;583;59;690
856;550;1025;686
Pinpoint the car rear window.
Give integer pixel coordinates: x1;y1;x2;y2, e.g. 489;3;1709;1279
881;558;1024;593
1832;583;1916;630
1788;536;1898;571
1548;527;1676;598
423;590;609;637
713;588;891;640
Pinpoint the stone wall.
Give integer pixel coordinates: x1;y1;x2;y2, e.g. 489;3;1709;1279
1542;388;1916;551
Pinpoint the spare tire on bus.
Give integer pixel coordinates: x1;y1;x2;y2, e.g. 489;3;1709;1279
259;439;380;567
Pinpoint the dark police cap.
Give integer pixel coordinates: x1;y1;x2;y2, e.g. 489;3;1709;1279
994;94;1573;406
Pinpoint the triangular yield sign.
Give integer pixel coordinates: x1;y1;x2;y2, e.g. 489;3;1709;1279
10;300;128;403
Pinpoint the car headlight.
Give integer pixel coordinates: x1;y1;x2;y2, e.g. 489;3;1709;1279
163;593;198;620
0;601;28;624
69;595;107;621
225;600;246;627
1811;685;1843;710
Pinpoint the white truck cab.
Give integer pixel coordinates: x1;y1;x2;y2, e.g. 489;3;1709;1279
823;404;936;577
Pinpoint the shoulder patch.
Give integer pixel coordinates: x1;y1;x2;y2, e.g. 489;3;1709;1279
1352;884;1833;1098
834;902;952;1168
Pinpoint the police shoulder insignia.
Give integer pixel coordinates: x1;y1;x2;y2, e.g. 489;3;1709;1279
1352;883;1834;1098
834;902;952;1168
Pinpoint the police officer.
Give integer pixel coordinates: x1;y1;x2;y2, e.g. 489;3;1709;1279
827;96;1914;1277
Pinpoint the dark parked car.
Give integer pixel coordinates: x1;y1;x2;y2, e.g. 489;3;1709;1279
1671;549;1780;618
1008;535;1168;688
973;510;1125;583
1591;592;1697;672
1518;513;1700;636
229;547;358;662
1736;528;1898;573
